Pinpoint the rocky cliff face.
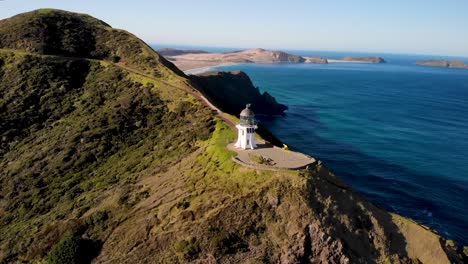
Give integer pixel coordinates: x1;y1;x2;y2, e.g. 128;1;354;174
265;49;305;63
0;9;464;264
190;70;288;115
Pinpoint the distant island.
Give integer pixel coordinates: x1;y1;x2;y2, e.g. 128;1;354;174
416;59;468;69
157;48;386;71
330;56;386;63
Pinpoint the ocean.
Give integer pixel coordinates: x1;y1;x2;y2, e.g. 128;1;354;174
207;52;468;246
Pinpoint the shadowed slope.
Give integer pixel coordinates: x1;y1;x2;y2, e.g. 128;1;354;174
190;70;287;115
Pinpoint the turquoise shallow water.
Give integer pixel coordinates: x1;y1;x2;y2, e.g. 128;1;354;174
213;55;468;245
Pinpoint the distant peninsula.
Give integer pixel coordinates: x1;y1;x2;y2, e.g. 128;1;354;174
157;48;208;56
416;59;468;69
157;48;386;71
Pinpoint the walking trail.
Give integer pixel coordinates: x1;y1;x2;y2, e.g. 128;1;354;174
120;63;316;171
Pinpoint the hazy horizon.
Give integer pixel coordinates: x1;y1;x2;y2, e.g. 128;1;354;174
151;43;468;59
1;0;468;57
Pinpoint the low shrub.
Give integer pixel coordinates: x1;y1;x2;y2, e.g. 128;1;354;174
46;231;101;264
174;238;200;260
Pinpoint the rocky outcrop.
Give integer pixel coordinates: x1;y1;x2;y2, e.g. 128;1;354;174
416;60;468;69
190;70;288;115
262;49;305;63
304;56;328;64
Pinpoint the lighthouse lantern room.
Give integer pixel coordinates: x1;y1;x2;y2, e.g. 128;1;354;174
235;104;258;149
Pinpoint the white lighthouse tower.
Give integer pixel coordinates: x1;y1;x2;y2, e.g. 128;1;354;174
235;104;257;149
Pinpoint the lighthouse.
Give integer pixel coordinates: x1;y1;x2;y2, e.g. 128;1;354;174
235;104;257;149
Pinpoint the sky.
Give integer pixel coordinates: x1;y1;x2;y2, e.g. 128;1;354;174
1;0;468;57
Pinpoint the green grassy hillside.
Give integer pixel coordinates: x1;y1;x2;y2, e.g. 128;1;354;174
0;9;185;79
0;9;464;264
0;49;213;262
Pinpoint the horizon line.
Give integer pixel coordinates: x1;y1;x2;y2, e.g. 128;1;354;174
150;42;468;59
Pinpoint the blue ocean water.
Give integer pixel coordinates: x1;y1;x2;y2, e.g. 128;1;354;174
212;54;468;246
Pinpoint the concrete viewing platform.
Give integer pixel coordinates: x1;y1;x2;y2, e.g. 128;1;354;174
227;140;316;171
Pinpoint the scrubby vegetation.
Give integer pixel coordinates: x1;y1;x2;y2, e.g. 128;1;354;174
249;154;275;166
174;238;200;260
46;231;100;264
0;50;213;262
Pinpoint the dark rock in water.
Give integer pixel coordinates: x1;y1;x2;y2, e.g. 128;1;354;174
416;60;468;69
190;70;288;115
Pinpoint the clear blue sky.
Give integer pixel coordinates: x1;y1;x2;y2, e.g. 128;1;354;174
1;0;467;56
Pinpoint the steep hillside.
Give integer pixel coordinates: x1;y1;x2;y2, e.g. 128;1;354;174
0;9;464;264
0;49;213;263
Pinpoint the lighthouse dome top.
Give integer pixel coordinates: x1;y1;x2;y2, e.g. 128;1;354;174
240;104;254;116
239;104;256;126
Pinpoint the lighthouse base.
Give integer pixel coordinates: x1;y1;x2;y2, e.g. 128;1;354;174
235;124;257;150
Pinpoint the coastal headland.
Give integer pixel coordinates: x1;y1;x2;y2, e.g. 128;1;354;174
0;9;466;263
158;48;386;71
